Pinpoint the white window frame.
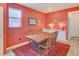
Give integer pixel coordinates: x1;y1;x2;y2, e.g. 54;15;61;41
9;7;22;27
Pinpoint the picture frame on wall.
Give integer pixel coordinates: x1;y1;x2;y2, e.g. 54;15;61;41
28;17;37;25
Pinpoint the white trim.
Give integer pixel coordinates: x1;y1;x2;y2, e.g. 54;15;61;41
0;7;3;56
7;41;29;50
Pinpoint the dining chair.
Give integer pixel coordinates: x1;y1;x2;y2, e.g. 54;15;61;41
39;33;53;55
52;31;58;48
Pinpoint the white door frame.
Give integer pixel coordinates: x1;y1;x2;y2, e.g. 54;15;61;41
68;12;71;40
0;6;3;56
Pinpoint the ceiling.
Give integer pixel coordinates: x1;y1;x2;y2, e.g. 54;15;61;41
19;3;79;13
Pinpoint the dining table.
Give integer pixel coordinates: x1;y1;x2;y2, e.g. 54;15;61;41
25;32;50;44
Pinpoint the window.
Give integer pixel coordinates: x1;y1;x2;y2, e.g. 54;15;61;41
9;8;22;27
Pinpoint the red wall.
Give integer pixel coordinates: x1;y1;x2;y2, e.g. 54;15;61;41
6;3;46;48
46;6;79;40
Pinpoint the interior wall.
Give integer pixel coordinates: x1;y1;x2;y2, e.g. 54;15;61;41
46;6;79;40
68;11;79;38
6;3;46;48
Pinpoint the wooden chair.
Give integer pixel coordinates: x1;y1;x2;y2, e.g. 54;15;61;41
52;31;58;47
39;33;54;54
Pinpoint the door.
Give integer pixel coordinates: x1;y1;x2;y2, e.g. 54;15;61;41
0;6;3;55
68;11;79;39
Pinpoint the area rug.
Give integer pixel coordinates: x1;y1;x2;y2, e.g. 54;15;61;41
13;42;70;56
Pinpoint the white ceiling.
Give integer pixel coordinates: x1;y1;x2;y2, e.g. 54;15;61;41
19;3;79;13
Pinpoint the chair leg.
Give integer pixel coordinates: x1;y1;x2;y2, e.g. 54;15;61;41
44;48;49;55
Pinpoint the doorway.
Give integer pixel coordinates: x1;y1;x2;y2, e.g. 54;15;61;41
68;11;79;55
68;11;79;39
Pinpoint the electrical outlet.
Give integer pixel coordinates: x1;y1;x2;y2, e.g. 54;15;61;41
19;38;21;40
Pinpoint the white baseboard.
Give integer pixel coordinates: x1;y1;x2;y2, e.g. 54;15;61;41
7;41;29;50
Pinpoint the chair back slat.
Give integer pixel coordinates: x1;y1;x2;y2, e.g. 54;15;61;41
46;33;53;47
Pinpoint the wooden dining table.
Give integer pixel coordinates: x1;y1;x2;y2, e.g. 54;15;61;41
25;32;50;44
